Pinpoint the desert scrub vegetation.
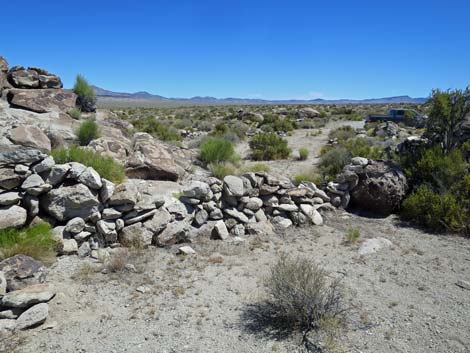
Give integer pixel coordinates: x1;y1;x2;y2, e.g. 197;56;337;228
68;107;82;120
52;145;125;183
0;222;56;263
132;116;181;141
298;147;309;160
76;119;100;146
399;87;470;234
249;133;291;161
249;254;345;348
73;74;96;112
199;137;238;165
345;228;361;244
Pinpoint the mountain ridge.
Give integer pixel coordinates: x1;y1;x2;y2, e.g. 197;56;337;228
92;85;427;104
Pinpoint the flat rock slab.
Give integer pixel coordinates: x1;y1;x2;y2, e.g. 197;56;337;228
1;284;55;308
16;303;49;330
358;237;393;255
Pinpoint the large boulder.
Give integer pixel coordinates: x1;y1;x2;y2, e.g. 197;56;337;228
7;68;39;88
125;134;184;181
6;88;76;113
0;144;46;167
40;183;100;221
8;125;51;153
0;205;27;230
296;107;320;119
0;56;10;92
0;255;46;292
349;160;407;215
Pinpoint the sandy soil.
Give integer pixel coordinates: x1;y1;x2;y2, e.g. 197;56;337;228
235;120;364;179
5;211;470;353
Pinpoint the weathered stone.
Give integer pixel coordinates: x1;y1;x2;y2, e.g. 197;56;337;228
178;246;196;255
224;218;238;229
255;208;267;222
124;209;158;225
0;168;23;190
108;181;139;208
16;303;49;330
0;308;22;319
64;217;85;234
41;184;100;222
0;144;46;167
182;181;212;201
38;74;62;89
0;205;27;230
9;126;51;153
300;204;324;225
156;221;189;246
143;208;171;234
67;162;86;179
1;284;54;308
245;221;274;236
193;209;209;227
77;242;91;257
245;197;263;211
223;176;244;197
211;220;229;240
259;183;279;195
0;255;46;292
119;222;153;247
78;167;102;190
45;164;70;186
32;156;55;174
230;224;245;237
14;164;29;174
6;88;76;113
0;319;17;334
0;191;21;206
272;216;293;229
8;68;39;88
209;208;223;220
102;208;122;220
223;207;249;223
99;178;115;203
61;239;78;255
351;157;368;166
296;107;320;119
358;237;393;255
0;271;6;296
276;204;299;212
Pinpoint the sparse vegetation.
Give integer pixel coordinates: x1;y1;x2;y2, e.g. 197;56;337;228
132;116;182;141
52;145;125;183
249;133;291;161
200;137;237;165
0;223;56;263
345;228;360;244
76;119;100;146
298;147;309;161
73;74;97;112
68;107;82;119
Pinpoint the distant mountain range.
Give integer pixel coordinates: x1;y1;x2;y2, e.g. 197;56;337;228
93;86;427;105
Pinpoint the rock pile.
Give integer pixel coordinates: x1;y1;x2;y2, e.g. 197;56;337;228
326;157;408;215
0;255;55;335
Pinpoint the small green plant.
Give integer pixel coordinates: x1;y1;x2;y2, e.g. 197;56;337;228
298;147;309;161
68;107;82;120
249;133;291;161
200;137;237;165
133;116;181;141
345;228;360;244
319;146;351;180
239;163;270;174
76;120;100;146
329;125;356;142
52;145;125;183
0;223;56;263
73;74;96;112
208;162;238;179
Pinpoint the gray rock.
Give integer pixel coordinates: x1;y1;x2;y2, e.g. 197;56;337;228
209;208;223;220
0;205;27;230
77;242;91;257
0;144;46;167
16;303;49;330
32;156;55;174
0;191;21;206
40;183;100;221
0;308;22;319
99;178;115;202
74;231;92;242
182;181;212;201
223;207;249;223
102;208;122;220
68;162;86;179
21;174;45;190
45;164;70;186
351;156;368;166
245;197;263;211
0;168;23;190
9;125;51;153
224;218;238;229
124;209;158;225
119;222;153;247
61;239;78;255
231;224;245;237
14;164;30;174
178;245;196;255
96;220;117;240
78;167;102;190
0;271;6;296
0;255;46;292
1;284;54;308
108;181;138;208
255;208;267;222
223;175;244;197
156;221;189;246
211;220;229;240
456;279;470;291
194;209;209;227
246;221;274;236
276;204;299;212
143;208;171;234
64;217;85;234
272;216;293;229
0;319;16;334
23;194;39;218
299;204;323;225
358;237;393;255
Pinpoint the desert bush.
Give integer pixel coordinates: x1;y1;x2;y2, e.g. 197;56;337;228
73;74;96;112
329;125;356;142
319;146;351;180
345;228;360;244
0;222;56;263
208;162;238;179
249;133;291;161
133;116;181;141
343;138;384;160
68;107;82;119
238;163;270;174
298;147;309;161
259;114;294;133
264;254;344;331
200;137;237;165
402;185;467;232
52;145;125;183
76;120;100;146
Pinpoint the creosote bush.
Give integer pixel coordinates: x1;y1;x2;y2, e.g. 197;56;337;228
52;145;125;183
264;254;344;331
249;133;291;161
0;222;56;263
76;119;100;146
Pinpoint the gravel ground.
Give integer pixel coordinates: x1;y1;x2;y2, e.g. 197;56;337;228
4;211;470;353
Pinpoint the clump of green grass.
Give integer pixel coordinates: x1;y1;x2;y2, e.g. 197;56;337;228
133;116;181;141
208;162;238;179
51;145;125;183
345;228;360;244
68;107;82;120
239;163;270;174
298;147;309;161
76;120;100;146
0;223;56;263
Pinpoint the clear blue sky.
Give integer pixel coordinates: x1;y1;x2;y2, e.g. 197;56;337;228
2;0;469;99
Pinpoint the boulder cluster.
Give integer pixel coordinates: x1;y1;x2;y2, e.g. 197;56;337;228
0;255;54;335
326;157;408;215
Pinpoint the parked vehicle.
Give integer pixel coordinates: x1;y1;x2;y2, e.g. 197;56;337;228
365;109;427;127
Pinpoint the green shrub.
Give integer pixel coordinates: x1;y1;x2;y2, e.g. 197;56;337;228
133;116;181;141
345;228;360;244
319;146;351;180
208;162;238;179
239;163;270;174
0;222;56;263
73;74;96;112
76;120;100;146
298;147;309;161
329;126;356;142
200;138;236;165
52;145;125;183
68;107;82;119
343;138;384;160
402;185;467;232
249;133;291;161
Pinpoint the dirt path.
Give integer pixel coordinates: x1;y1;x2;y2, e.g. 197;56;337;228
6;211;470;353
236;120;364;179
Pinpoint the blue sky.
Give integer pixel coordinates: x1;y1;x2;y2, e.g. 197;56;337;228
2;0;469;99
